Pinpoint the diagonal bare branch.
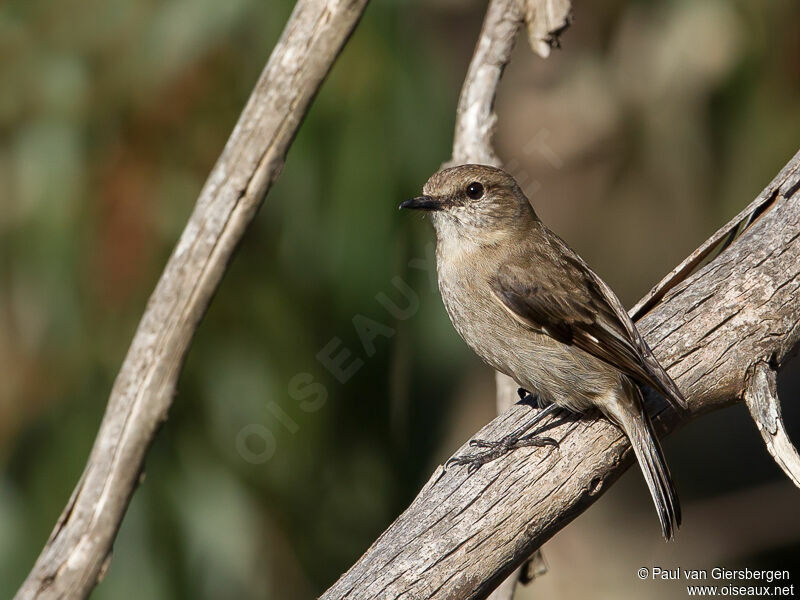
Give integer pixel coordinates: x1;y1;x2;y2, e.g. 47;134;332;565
15;1;370;598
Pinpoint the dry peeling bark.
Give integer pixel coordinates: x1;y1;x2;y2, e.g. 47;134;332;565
14;1;370;598
318;152;800;600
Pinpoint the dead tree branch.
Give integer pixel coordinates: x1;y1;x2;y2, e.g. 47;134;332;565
448;0;523;168
319;145;800;599
445;1;571;597
15;1;369;598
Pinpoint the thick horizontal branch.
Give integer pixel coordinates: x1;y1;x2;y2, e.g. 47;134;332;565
15;1;369;598
320;151;800;600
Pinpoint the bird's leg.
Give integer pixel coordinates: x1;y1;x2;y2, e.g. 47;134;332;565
517;387;547;407
445;403;561;473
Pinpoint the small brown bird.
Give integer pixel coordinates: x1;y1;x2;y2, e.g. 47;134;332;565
401;164;686;539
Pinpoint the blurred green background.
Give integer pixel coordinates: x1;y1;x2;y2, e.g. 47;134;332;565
1;0;799;598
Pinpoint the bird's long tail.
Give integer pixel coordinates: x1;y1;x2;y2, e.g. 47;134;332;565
624;399;681;540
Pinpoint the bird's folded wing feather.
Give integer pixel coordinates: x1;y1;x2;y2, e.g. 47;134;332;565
490;242;687;411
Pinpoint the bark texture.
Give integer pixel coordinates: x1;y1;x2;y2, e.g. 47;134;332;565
319;151;800;600
15;1;369;598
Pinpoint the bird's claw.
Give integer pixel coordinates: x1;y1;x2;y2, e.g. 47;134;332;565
470;432;559;451
445;452;492;475
444;433;559;474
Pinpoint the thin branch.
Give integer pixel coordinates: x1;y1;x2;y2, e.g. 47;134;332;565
447;0;573;167
15;1;369;598
744;361;800;489
445;3;526;595
448;0;524;168
446;1;571;598
320;150;800;600
630;169;790;320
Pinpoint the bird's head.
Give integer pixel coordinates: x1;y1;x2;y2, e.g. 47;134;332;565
400;164;538;244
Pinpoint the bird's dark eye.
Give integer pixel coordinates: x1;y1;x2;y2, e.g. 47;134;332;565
466;181;484;199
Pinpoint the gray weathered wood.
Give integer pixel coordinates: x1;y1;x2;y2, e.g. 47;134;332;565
319;151;800;600
449;0;523;169
14;1;369;598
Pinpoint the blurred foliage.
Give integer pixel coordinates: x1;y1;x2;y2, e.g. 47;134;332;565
0;0;799;598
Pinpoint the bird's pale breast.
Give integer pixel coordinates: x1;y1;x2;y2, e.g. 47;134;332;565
436;241;621;413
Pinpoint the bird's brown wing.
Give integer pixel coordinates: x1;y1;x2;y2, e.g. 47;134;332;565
490;236;687;410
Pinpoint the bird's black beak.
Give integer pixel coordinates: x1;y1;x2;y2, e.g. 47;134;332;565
399;195;442;211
